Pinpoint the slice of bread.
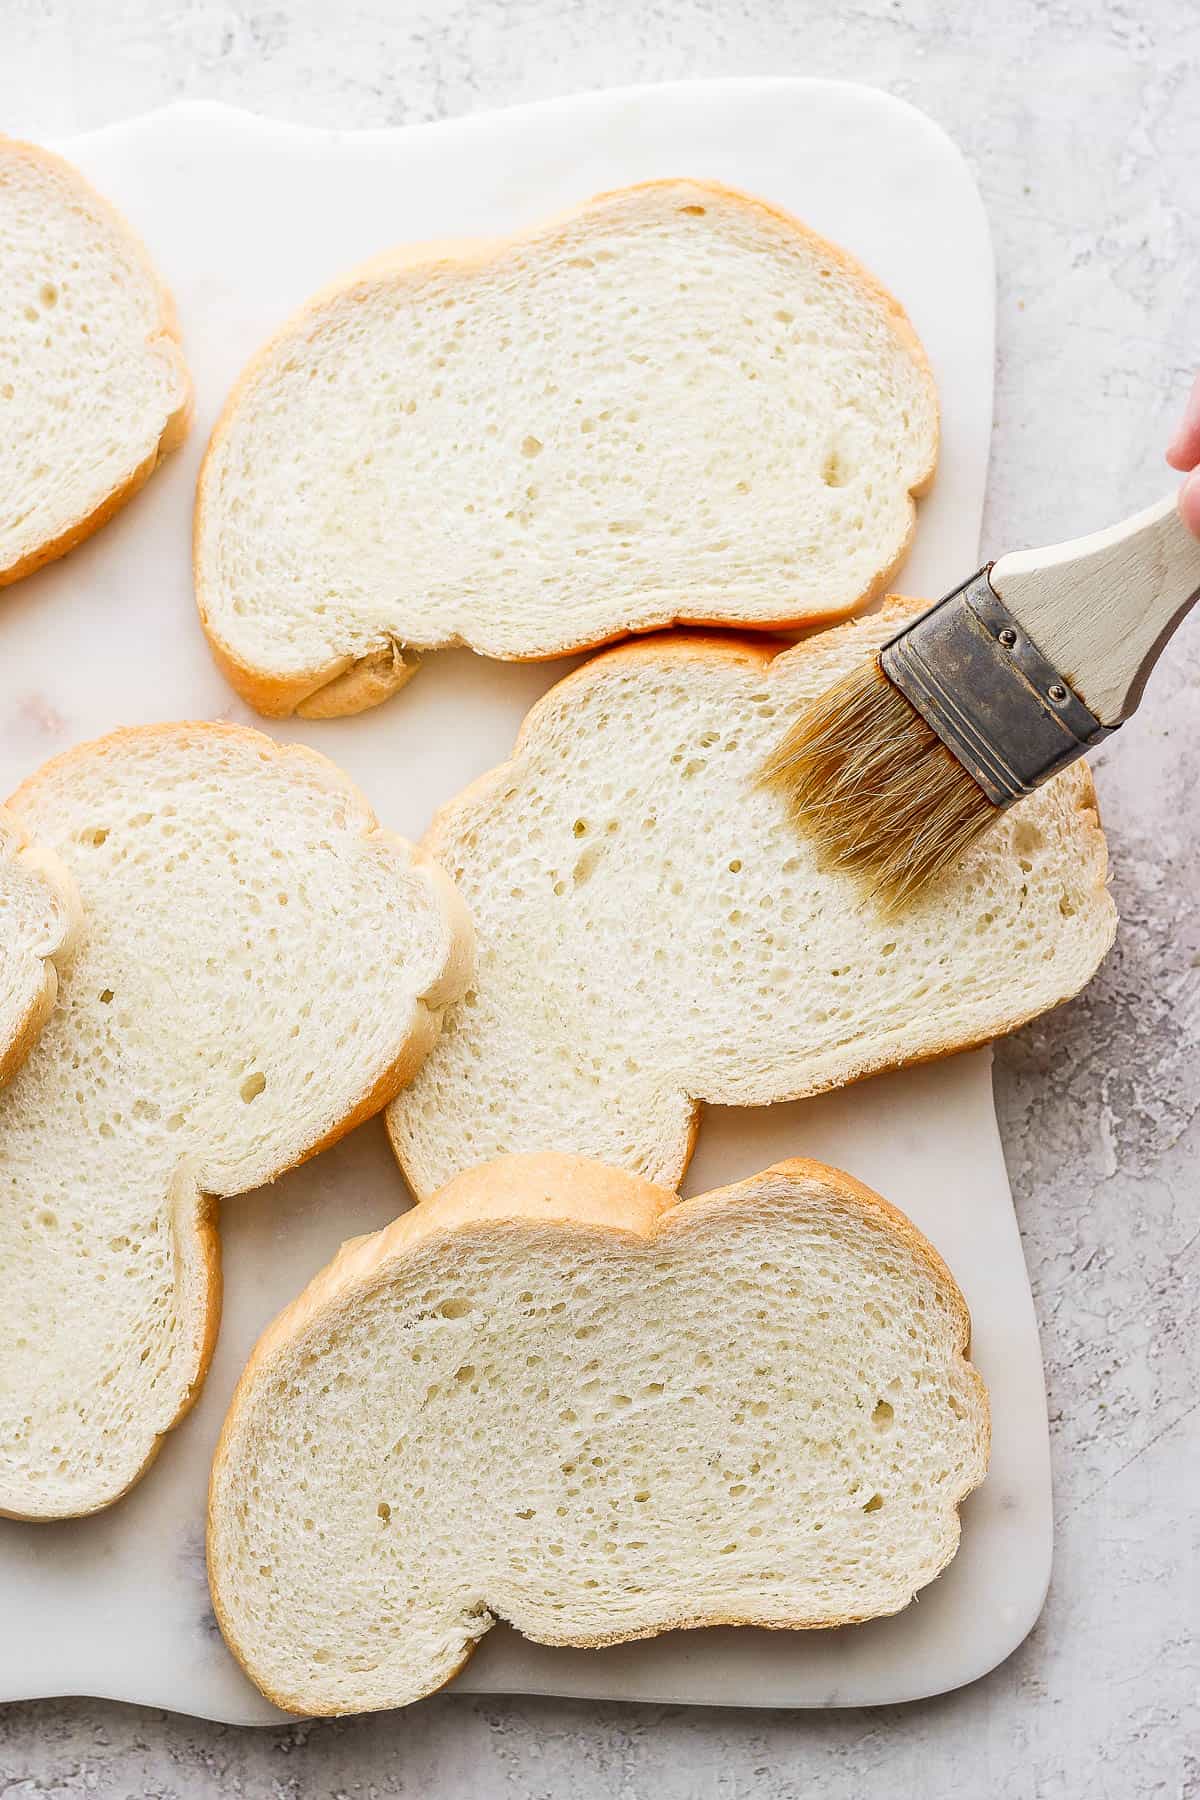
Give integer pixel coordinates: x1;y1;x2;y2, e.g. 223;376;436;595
0;138;192;588
389;605;1117;1197
209;1151;990;1717
0;723;472;1520
194;179;938;717
0;807;80;1085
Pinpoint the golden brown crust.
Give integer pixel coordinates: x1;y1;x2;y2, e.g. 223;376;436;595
2;721;471;1521
209;1152;987;1713
0;974;56;1093
294;640;422;719
0;136;193;590
194;178;937;716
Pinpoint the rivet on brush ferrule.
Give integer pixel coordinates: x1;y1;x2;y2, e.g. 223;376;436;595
879;568;1112;809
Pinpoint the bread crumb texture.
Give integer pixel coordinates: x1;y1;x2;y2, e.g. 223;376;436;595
208;1153;989;1716
196;180;936;710
389;607;1116;1195
0;723;469;1520
0;137;190;586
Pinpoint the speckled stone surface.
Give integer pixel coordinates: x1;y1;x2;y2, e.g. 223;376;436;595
0;3;1197;1795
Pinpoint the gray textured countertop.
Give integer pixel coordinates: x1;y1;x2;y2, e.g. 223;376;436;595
1;3;1197;1795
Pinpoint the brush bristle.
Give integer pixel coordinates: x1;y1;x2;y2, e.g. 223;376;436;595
760;658;1002;909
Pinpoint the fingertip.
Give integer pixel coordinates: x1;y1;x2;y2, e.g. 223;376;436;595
1166;370;1200;472
1177;469;1200;539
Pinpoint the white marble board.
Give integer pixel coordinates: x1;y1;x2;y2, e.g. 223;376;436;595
0;81;1046;1722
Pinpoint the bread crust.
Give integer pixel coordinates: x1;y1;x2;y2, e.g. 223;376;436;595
0;721;472;1520
388;609;1116;1196
0;808;82;1090
0;137;193;590
194;178;938;716
208;1152;988;1714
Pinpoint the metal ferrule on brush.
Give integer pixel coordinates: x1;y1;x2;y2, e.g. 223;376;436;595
879;569;1112;808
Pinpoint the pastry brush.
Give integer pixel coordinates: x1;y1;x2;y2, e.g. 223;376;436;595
761;489;1200;907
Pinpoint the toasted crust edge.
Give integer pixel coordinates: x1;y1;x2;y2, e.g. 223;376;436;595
194;177;938;716
208;1151;988;1715
0;137;193;590
0;720;472;1521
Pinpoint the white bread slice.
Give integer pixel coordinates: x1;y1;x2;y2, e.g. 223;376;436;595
0;723;472;1521
0;138;192;587
208;1151;990;1717
0;807;80;1084
194;179;938;718
389;604;1116;1197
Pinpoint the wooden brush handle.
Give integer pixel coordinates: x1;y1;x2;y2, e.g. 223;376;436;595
989;490;1200;726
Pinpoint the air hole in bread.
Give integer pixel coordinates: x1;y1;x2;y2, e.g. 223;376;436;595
437;1297;473;1319
572;848;601;887
1010;820;1044;858
822;447;851;488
